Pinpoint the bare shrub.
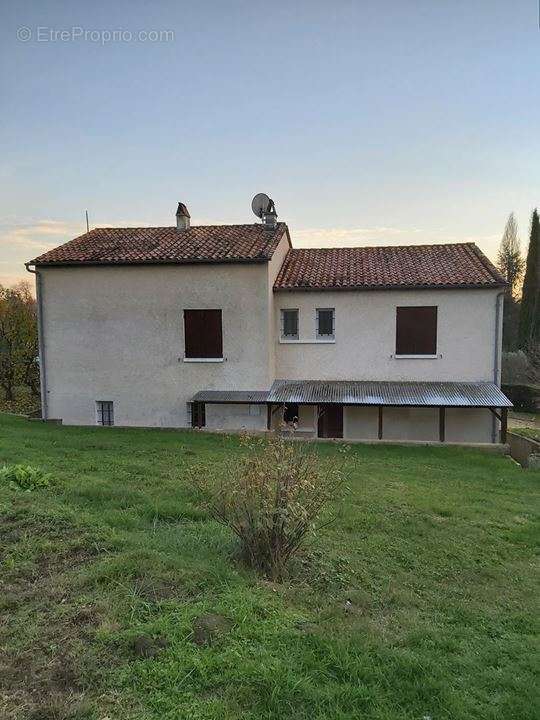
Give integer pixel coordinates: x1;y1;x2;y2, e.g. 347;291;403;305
192;434;345;580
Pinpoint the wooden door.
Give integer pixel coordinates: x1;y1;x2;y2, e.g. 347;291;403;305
317;404;343;438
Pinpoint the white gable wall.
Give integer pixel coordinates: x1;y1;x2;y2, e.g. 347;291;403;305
274;287;500;382
40;263;274;426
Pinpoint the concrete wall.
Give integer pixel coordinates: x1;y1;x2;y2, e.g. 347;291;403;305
205;403;267;431
40;263;275;426
445;408;492;443
344;406;492;443
266;403;492;443
274;288;499;382
345;406;379;440
507;432;540;468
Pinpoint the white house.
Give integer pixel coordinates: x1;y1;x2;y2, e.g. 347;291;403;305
26;200;511;444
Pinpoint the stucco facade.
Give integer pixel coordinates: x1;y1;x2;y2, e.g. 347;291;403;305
33;220;507;444
40;257;283;427
274;287;501;383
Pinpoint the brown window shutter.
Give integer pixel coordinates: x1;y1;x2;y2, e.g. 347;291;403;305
204;310;223;358
396;306;437;355
184;310;223;359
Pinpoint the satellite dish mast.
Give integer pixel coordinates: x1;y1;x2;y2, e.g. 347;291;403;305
251;193;278;229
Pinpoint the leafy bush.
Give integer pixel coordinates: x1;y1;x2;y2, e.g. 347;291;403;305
502;349;540;386
502;351;532;384
502;384;540;412
0;464;52;491
192;435;345;580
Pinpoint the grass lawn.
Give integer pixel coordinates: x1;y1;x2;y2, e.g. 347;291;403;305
1;414;539;720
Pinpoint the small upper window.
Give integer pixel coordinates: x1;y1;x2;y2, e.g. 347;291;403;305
316;308;335;339
396;306;437;355
281;309;299;340
96;400;114;426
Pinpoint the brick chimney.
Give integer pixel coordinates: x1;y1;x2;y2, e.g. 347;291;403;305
176;202;190;231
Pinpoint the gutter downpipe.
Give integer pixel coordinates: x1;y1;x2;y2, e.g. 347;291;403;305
25;262;47;420
492;290;505;443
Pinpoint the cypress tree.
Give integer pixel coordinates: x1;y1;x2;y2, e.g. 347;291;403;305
497;212;524;298
518;208;540;348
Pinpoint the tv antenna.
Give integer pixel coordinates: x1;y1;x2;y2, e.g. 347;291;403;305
85;210;89;233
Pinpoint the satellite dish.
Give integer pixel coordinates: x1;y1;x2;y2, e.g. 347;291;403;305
251;192;274;219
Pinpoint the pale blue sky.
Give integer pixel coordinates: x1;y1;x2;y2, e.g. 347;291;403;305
1;0;539;284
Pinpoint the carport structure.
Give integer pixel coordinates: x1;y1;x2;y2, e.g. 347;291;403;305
191;380;512;443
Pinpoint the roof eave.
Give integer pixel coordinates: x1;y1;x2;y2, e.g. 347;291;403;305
273;282;507;293
30;257;272;268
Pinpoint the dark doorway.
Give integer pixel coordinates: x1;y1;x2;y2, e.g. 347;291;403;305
283;403;299;423
317;404;343;438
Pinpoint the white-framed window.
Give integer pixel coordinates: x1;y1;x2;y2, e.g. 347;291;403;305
316;308;335;339
281;308;299;340
96;400;114;426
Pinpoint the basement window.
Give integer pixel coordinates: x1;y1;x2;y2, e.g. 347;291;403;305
396;306;438;356
281;309;299;340
96;400;114;426
190;401;206;428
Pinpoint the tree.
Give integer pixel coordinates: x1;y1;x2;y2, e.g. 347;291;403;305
0;282;39;401
497;213;524;298
518;209;540;349
497;213;524;350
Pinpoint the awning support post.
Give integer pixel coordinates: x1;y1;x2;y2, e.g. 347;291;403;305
439;407;446;442
378;406;383;440
267;404;272;431
501;407;508;443
489;407;502;421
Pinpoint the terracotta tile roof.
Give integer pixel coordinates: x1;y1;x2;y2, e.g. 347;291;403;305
273;243;505;291
31;223;288;266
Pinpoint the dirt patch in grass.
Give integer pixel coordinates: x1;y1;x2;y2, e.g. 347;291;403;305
192;614;234;646
131;635;168;658
132;575;183;602
0;511;113;719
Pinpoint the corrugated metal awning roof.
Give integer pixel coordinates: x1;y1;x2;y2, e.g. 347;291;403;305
191;390;269;404
266;380;512;407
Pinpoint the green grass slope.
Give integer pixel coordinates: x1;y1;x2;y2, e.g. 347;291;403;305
0;414;538;720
